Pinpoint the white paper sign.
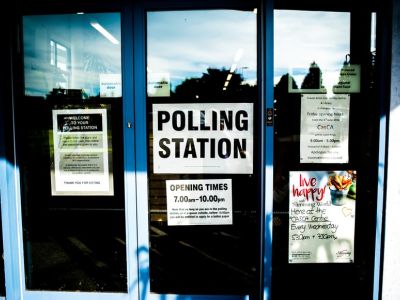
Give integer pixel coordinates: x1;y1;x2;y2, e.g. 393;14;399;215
147;73;171;97
153;103;253;174
300;94;350;163
166;179;232;226
100;74;122;97
333;64;361;93
289;171;356;263
51;109;113;195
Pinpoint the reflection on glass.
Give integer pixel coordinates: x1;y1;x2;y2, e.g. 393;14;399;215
273;10;352;263
147;10;259;296
272;8;379;300
274;10;350;95
19;13;126;292
371;13;377;53
23;13;121;98
147;10;257;97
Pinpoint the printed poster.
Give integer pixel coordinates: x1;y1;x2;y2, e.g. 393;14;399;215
289;170;356;263
153;103;253;174
166;179;232;226
51;109;113;195
300;94;350;163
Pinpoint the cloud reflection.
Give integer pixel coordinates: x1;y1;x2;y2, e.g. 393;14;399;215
24;13;121;97
274;10;351;93
147;10;257;90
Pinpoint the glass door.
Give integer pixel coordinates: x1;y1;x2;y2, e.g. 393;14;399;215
135;5;265;299
271;5;381;300
1;1;386;300
9;2;268;300
13;10;135;300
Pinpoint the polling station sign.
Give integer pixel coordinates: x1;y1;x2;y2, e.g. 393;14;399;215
153;103;253;174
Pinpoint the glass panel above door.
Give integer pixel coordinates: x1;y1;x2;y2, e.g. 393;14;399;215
146;9;260;296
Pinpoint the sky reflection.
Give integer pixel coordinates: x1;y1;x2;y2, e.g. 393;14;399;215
274;10;350;94
23;10;351;97
147;10;258;91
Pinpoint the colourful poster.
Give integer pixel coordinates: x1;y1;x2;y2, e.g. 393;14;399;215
289;170;356;263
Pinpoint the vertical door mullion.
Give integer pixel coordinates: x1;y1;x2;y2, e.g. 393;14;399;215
132;2;150;299
261;0;274;299
0;15;25;300
122;4;140;300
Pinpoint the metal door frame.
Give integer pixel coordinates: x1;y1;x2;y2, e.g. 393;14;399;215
0;0;275;299
132;0;274;299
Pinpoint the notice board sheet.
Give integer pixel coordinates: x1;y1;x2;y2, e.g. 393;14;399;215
300;94;350;163
166;179;232;226
51;108;113;195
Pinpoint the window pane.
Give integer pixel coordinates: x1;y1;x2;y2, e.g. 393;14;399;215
24;13;121;98
147;10;257;97
274;10;350;94
146;9;260;295
273;9;379;300
19;13;126;292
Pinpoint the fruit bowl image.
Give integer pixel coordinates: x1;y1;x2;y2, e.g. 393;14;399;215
327;173;353;206
329;188;348;206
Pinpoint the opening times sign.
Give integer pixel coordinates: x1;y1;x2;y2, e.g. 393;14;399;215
152;103;253;174
51;109;113;195
166;179;232;226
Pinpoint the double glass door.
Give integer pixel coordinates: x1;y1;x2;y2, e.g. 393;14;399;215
5;1;381;300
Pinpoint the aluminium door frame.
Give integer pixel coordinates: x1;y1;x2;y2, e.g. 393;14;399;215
0;4;139;300
0;0;275;299
132;0;274;299
0;0;393;300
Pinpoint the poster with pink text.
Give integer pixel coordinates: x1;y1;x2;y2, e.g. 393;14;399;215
289;170;356;263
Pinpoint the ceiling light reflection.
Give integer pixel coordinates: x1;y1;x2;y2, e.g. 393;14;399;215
90;21;120;45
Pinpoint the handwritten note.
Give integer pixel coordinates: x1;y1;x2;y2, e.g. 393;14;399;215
289;171;356;263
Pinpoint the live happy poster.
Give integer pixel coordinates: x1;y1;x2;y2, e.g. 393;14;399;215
289;170;356;263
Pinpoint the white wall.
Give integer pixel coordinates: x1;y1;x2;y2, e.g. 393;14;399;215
382;0;400;299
